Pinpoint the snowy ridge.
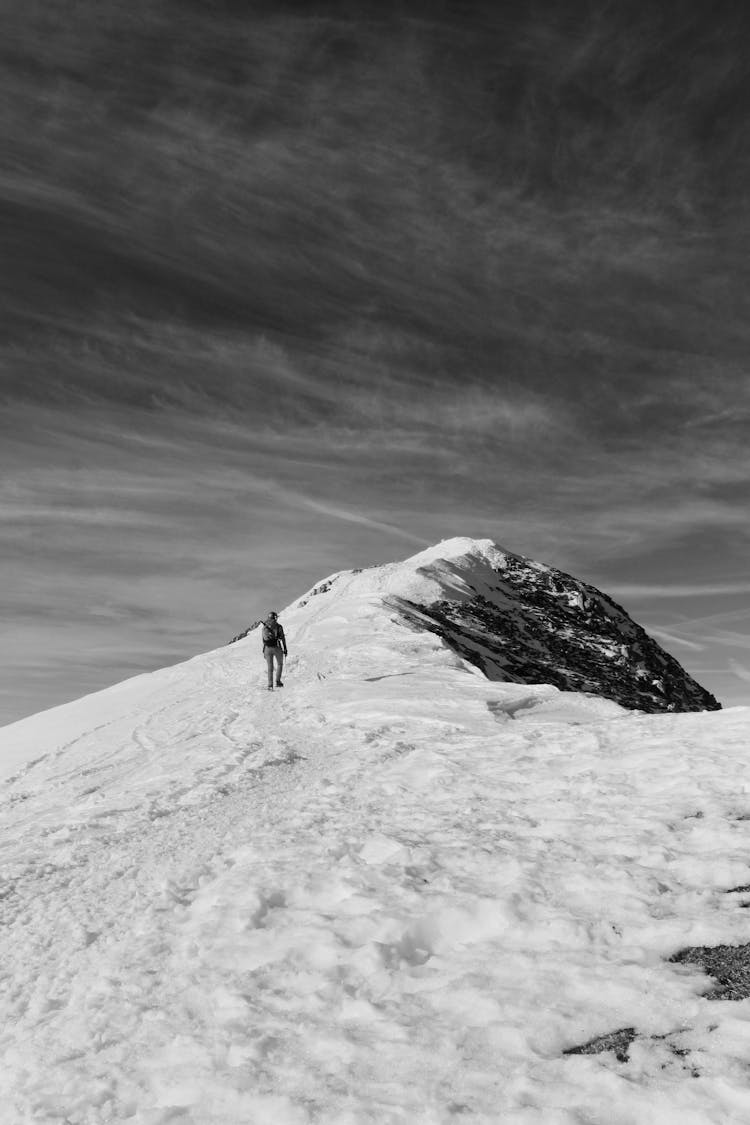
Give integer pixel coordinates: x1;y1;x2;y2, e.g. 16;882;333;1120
0;539;748;1123
282;537;719;714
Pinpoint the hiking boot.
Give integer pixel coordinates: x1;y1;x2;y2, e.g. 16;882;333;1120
276;680;284;688
267;685;274;692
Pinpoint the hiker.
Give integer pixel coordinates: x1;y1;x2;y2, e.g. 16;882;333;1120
262;611;287;691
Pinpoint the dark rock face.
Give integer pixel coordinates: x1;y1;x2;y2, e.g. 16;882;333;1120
394;553;719;714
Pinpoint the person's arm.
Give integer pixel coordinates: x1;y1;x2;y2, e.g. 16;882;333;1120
281;625;288;655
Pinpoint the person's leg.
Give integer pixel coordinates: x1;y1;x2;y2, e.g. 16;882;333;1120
265;648;274;689
275;649;284;686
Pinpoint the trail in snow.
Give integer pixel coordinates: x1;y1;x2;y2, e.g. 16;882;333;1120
1;549;750;1124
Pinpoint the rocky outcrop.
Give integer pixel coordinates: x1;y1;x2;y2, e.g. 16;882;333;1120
391;550;719;714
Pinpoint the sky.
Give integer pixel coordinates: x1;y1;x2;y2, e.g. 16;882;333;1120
2;0;749;724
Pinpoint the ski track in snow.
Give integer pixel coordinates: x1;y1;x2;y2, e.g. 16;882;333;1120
1;565;750;1123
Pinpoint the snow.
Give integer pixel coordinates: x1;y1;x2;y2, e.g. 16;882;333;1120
1;547;750;1123
294;537;514;608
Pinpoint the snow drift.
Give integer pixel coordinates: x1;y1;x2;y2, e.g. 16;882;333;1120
0;537;747;1125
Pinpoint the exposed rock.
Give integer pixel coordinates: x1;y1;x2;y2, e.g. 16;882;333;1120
564;1027;699;1073
228;619;262;645
392;549;719;714
563;1027;637;1063
669;944;750;1000
230;576;344;642
296;577;339;610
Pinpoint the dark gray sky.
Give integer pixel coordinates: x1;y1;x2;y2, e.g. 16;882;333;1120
3;0;750;723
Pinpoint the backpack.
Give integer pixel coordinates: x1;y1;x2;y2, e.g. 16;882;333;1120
262;621;279;646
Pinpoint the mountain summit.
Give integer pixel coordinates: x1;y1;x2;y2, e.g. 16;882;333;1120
241;537;719;715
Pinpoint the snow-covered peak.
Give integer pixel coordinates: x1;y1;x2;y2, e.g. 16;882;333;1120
277;538;719;715
398;536;506;567
291;536;514;609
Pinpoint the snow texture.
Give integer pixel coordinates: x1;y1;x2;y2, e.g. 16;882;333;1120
0;537;748;1124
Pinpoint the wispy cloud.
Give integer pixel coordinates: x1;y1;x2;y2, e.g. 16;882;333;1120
609;580;750;599
729;660;750;686
706;631;750;654
240;479;430;548
646;629;705;652
294;499;428;547
0;502;170;528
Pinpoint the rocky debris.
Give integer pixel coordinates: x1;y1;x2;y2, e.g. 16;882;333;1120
229;576;344;643
228;620;262;645
563;1027;698;1073
296;577;339;610
668;944;750;1000
563;1027;637;1063
565;895;750;1071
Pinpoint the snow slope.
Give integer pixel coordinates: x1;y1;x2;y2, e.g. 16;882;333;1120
1;539;749;1124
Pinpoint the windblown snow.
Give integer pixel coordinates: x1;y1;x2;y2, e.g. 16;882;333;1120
1;538;749;1124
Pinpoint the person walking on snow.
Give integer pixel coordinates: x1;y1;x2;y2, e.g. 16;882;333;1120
262;611;287;691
